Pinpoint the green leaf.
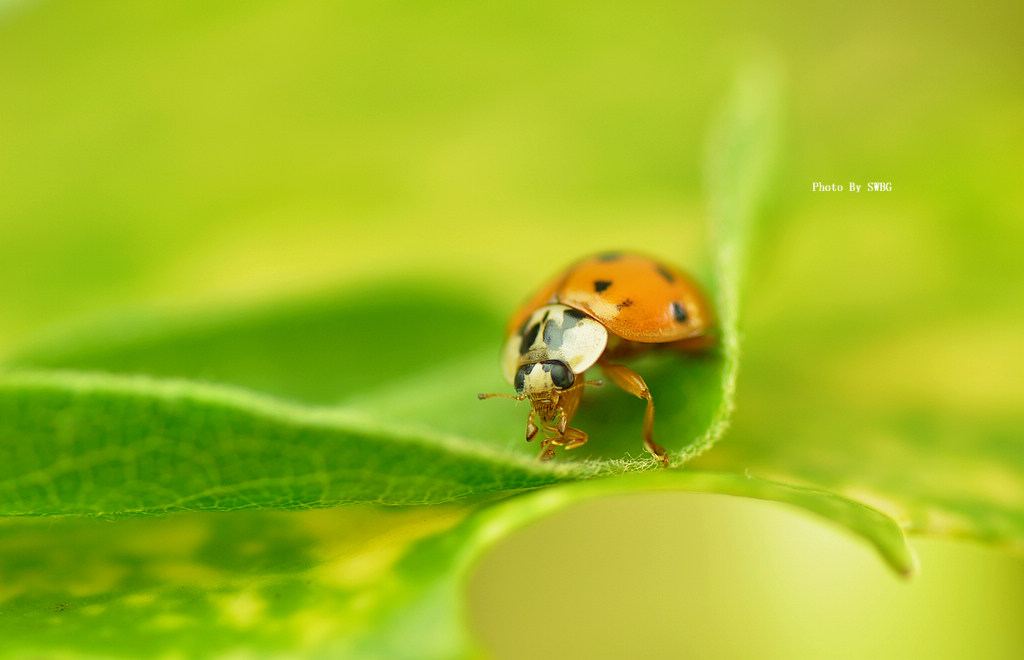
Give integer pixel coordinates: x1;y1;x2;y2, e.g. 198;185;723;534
695;334;1024;549
0;369;575;515
354;471;914;659
5;286;503;406
0;472;911;659
0;271;731;515
0;504;474;659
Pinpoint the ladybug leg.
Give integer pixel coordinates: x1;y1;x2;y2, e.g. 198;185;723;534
537;437;556;461
557;389;589;451
599;362;669;467
536;417;563;460
533;388;589;461
539;426;588;454
552;411;588;450
536;422;589;459
557;387;584;428
560;426;588;451
525;410;539;442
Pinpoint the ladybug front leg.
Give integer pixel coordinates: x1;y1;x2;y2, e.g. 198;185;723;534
525;409;539;442
559;426;589;450
600;362;668;467
537;402;589;459
538;425;588;457
554;409;589;451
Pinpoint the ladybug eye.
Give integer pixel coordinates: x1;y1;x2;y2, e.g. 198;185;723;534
514;365;528;393
547;361;574;389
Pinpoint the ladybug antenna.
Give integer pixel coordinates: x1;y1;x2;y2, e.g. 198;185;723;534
478;392;528;402
567;378;604;393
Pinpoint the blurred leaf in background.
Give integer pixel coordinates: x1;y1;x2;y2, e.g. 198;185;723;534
1;0;1022;659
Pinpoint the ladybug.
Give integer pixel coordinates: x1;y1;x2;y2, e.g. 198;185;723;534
479;251;715;466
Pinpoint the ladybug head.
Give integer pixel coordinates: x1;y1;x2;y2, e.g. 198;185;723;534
478;358;601;419
512;360;574;421
514;360;573;393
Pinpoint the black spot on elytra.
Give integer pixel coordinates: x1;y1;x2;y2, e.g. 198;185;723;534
562;308;586;328
671;301;688;323
596;252;622;262
540;309;550;324
655;264;676;284
542;319;564;350
617;298;634;310
519;322;540;354
593;280;612;294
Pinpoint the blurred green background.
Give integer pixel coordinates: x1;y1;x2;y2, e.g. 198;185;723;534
1;1;1022;658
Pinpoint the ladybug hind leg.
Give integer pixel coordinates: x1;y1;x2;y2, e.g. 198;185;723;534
599;362;669;467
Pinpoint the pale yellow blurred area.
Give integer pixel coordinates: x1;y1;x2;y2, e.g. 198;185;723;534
469;493;1024;659
147;198;710;318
